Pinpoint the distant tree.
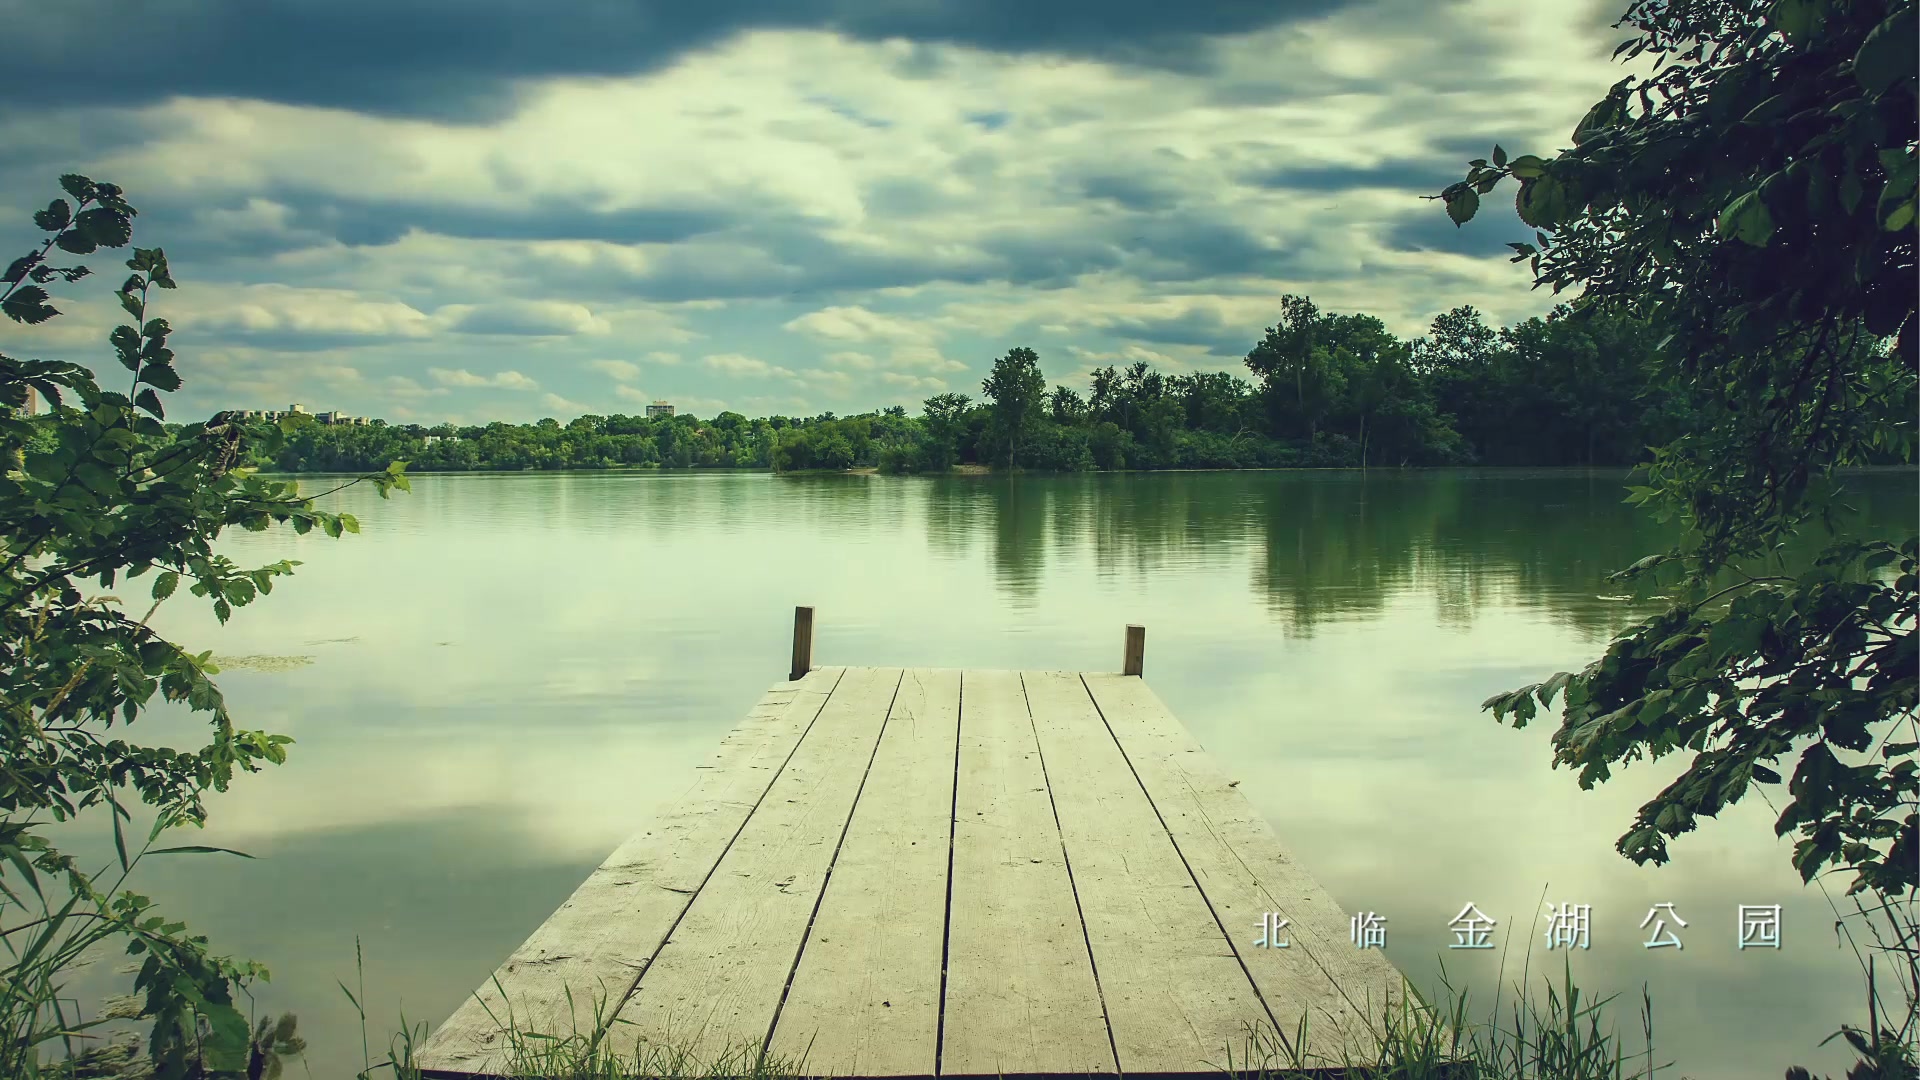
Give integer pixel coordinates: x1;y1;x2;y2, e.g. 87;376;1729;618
918;392;972;471
980;347;1048;469
1244;295;1335;438
1047;384;1086;424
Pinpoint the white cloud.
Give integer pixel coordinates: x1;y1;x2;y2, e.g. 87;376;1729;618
878;372;949;392
173;284;437;339
701;353;795;378
428;367;539;390
783;305;930;343
540;392;593;415
22;3;1642;419
586;359;641;380
446;299;610;337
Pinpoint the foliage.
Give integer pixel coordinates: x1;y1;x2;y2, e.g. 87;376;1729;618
979;346;1048;469
253;293;1797;478
1433;0;1916;1066
0;176;406;1077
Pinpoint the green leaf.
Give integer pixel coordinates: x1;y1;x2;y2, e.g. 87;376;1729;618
1516;174;1569;228
111;325;142;371
152;570;180;601
139;362;182;392
1445;185;1480;225
1768;0;1819;44
1706;613;1766;661
33;199;72;232
53;230;97;255
74;207;133;248
58;174;94;200
1492;145;1508;167
134;388;165;420
1572;79;1629;143
1877;152;1916;231
1507;155;1549;179
1853;7;1917;95
1717;190;1775;246
74;462;117;496
1;284;58;324
2;253;40;283
149;845;255;858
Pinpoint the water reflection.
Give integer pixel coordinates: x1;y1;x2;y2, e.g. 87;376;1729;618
92;467;1917;1080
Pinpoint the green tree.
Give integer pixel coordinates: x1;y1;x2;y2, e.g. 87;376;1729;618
1244;295;1333;438
1439;0;1916;1057
980;347;1047;469
2;176;406;1076
917;392;972;471
1047;384;1086;424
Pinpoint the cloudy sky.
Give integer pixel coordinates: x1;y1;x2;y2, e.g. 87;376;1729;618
4;0;1633;425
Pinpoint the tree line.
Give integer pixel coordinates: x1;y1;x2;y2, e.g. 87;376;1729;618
249;298;1756;475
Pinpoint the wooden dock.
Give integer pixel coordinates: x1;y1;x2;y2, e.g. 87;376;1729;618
416;612;1408;1078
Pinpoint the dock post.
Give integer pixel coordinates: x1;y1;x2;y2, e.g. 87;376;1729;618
790;606;815;681
1123;624;1145;676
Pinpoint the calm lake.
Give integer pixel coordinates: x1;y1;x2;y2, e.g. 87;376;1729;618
104;467;1914;1079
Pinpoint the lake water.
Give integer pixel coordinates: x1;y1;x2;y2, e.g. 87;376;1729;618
97;467;1915;1078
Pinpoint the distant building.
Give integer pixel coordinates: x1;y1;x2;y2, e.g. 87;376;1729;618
645;401;675;419
233;404;371;425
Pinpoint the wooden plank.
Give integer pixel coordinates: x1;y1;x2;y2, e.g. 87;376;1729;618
941;670;1115;1077
791;606;814;681
1021;671;1270;1073
416;667;847;1077
609;667;904;1066
1123;625;1145;676
1080;673;1406;1066
766;669;959;1076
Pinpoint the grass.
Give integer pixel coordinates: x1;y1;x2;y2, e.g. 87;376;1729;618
330;952;1664;1080
1223;958;1663;1080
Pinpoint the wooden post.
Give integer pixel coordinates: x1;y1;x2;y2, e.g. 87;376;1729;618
790;606;815;682
1122;624;1145;677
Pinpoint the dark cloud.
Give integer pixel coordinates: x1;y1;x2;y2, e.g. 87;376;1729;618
1377;202;1530;258
40;187;733;279
1241;159;1464;194
447;303;594;336
1075;173;1182;212
5;0;1352;121
1117;217;1308;282
1105;308;1257;355
289;197;731;247
185;328;423;353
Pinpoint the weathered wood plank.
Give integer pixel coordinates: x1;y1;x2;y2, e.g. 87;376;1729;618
609;667;904;1066
1021;671;1269;1074
941;670;1115;1077
416;667;848;1077
1080;673;1406;1065
766;668;960;1076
